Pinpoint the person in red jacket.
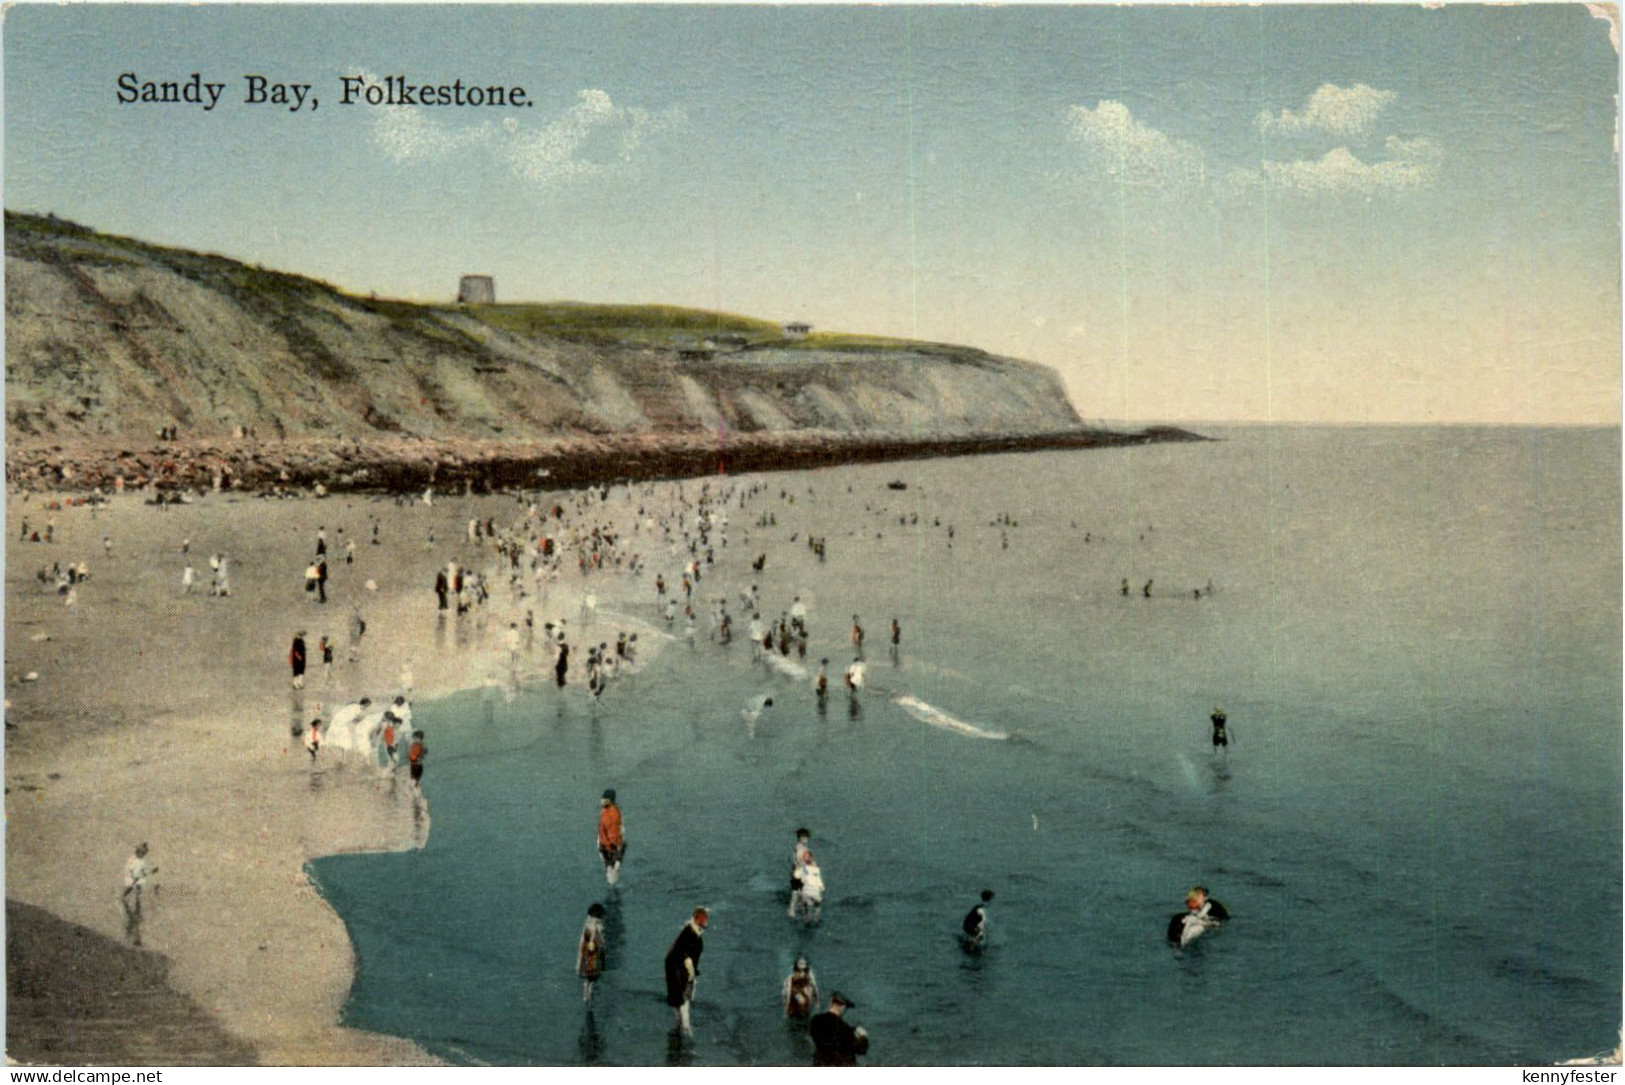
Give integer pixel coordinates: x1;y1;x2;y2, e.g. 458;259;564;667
407;731;426;785
598;789;625;886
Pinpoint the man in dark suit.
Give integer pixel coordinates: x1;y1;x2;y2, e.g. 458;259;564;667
664;907;708;1035
810;992;869;1066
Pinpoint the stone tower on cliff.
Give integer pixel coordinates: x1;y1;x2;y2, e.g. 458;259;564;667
458;275;495;304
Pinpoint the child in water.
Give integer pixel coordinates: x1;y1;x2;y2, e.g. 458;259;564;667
577;902;607;1003
783;957;819;1018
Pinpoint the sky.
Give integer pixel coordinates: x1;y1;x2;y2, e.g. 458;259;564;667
4;3;1620;424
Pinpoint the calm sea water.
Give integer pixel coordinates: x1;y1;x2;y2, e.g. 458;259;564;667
310;426;1621;1065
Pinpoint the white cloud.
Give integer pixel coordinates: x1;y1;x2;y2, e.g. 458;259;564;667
1068;87;1438;202
374;100;475;163
370;83;686;187
1256;83;1397;141
1229;136;1442;196
1066;100;1207;189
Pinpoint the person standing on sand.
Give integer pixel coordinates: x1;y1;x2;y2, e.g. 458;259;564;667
578;902;607;1003
851;616;864;657
349;607;366;662
290;631;307;690
316;556;328;604
598;789;626;886
122;843;157;945
320;636;334;683
181;563;195;595
435;569;449;611
407;731;426;785
381;712;398;767
389;695;413;734
664;907;708;1036
306;717;323;760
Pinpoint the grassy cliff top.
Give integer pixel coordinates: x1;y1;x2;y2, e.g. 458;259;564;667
460;301;783;348
5;210;995;359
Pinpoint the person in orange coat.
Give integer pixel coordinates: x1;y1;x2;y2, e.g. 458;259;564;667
407;731;426;785
598;789;625;886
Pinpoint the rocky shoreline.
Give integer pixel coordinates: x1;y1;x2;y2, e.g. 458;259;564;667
5;425;1208;495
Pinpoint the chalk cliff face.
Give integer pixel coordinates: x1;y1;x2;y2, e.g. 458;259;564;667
5;213;1081;446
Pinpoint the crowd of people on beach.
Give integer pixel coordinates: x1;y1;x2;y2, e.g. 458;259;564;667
14;462;1233;1066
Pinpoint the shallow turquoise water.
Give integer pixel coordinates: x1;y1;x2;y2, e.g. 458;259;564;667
310;426;1621;1065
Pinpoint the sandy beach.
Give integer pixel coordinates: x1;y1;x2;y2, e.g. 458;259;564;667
5;483;655;1065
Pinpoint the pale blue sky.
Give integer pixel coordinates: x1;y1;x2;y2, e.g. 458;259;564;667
5;4;1619;423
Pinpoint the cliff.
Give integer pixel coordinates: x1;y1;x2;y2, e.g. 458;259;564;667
5;212;1081;446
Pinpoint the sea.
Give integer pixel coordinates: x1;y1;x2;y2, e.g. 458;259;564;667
309;425;1622;1066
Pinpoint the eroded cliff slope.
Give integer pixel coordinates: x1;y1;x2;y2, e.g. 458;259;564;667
6;213;1080;447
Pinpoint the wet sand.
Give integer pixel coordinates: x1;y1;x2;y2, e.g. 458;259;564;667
7;900;256;1066
5;486;652;1064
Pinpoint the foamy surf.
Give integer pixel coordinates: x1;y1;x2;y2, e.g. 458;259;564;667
893;695;1009;740
593;609;677;641
763;654;809;680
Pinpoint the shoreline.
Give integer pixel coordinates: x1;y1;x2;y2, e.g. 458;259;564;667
5;425;1209;495
5;480;661;1065
5;431;1186;1065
